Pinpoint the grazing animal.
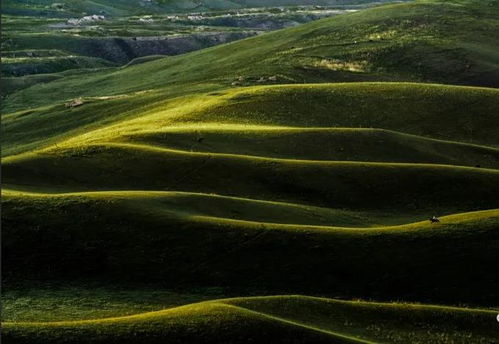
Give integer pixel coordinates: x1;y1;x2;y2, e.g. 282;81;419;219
430;216;440;223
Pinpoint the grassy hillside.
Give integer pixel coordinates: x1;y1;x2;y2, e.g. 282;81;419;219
3;0;499;113
3;189;499;305
4;145;499;211
3;83;499;156
117;127;499;167
2;1;499;342
3;296;498;344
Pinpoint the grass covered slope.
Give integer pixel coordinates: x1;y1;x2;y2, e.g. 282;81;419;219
3;83;499;157
3;84;499;219
2;0;499;341
3;0;499;113
3;86;499;307
3;190;499;304
115;127;499;167
4;144;499;211
173;84;499;144
4;296;498;344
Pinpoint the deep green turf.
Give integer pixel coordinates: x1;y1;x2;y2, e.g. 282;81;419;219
2;74;65;97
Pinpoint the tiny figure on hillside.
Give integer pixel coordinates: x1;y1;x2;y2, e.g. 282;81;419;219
429;216;440;223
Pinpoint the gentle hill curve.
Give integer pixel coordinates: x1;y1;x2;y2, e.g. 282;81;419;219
3;83;499;157
115;127;499;168
173;84;499;145
4;142;499;211
3;296;498;344
0;190;394;228
3;190;499;304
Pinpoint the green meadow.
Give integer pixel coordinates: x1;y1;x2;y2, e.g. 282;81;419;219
2;0;499;343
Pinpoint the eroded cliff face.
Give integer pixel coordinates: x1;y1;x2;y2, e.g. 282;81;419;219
3;0;401;17
69;31;259;63
2;31;258;76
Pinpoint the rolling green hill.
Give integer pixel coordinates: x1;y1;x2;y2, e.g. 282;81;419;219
3;188;499;305
2;0;499;343
3;296;498;344
3;83;499;159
